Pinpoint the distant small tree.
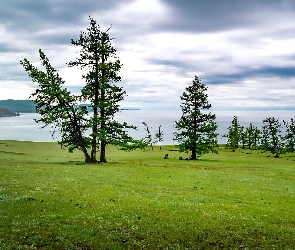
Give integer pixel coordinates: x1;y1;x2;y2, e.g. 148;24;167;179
245;123;254;149
223;116;243;152
283;117;295;153
142;122;154;150
262;117;284;158
246;124;262;150
141;123;164;150
240;126;246;149
245;123;259;149
174;76;218;160
252;126;261;149
155;125;164;150
260;126;270;151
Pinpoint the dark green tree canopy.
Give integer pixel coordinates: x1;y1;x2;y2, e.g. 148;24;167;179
174;76;218;160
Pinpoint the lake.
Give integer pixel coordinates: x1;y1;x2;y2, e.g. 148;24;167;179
0;110;294;145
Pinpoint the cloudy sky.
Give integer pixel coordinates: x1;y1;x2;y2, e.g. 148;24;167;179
1;0;295;111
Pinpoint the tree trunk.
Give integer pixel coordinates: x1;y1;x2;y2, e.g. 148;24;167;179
91;109;98;162
66;105;94;164
99;51;107;163
191;105;197;160
100;140;107;162
191;147;197;160
84;152;92;163
270;122;279;158
91;50;99;163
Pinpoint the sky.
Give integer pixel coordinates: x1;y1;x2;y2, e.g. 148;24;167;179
1;0;295;111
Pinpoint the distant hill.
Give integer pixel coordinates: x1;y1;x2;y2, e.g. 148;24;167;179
0;99;36;113
0;99;139;113
0;107;20;117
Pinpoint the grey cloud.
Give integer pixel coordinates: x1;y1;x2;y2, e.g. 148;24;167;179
254;66;295;78
0;43;20;53
206;65;295;86
160;0;295;32
149;59;188;68
33;33;73;46
1;0;295;110
1;0;127;29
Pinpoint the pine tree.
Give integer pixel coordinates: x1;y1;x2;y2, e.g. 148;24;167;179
223;116;243;152
21;50;92;163
252;126;261;149
174;76;218;160
240;126;246;149
142;122;154;150
262;117;284;158
155;125;164;150
21;17;138;163
283;117;295;153
245;123;256;149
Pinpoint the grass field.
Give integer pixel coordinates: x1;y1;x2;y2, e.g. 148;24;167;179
0;140;294;249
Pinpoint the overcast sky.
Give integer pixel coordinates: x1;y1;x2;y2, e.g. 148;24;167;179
1;0;295;111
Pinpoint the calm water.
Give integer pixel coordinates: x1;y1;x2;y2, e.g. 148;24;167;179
0;110;294;144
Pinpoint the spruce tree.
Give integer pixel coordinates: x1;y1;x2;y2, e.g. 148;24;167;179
174;76;218;160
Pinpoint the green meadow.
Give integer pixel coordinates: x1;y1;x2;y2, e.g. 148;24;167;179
0;140;294;249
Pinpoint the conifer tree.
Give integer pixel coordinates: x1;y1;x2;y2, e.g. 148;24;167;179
245;123;256;149
262;117;284;158
223;116;243;152
252;126;261;149
21;17;138;163
240;126;246;149
21;50;92;162
155;125;164;150
283;117;295;153
174;76;218;160
68;17;138;162
142;122;154;150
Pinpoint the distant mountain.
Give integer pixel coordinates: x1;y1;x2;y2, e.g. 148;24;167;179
0;107;20;117
0;99;36;113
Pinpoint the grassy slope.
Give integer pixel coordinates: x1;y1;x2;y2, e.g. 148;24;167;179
0;140;294;249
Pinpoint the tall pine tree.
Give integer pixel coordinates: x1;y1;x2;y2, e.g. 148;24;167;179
174;76;218;160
